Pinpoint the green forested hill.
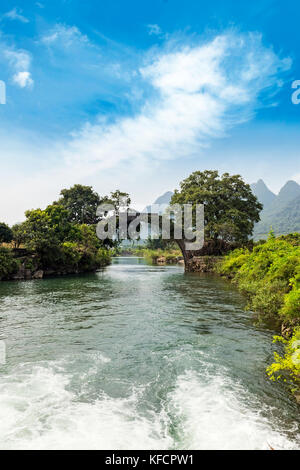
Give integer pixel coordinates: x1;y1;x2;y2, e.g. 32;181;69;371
252;180;300;239
250;179;276;209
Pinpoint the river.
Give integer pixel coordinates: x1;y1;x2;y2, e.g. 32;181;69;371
0;256;299;449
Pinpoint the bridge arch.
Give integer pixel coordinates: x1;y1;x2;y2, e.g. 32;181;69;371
97;211;205;272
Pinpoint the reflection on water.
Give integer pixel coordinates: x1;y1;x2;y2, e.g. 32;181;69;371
0;256;299;449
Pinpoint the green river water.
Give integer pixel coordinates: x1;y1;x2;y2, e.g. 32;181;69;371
0;256;299;449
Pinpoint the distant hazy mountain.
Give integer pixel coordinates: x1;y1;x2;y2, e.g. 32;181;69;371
144;191;174;213
120;192;175;247
252;179;300;239
250;179;276;210
153;191;174;205
277;180;300;206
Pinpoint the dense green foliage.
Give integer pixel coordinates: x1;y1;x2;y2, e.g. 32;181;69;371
0;247;20;280
55;184;130;227
0;184;134;278
218;232;300;320
56;184;102;225
24;205;76;250
0;222;13;244
266;328;300;394
11;223;27;248
219;232;300;393
171;170;262;245
20;203;112;271
0;184;128;276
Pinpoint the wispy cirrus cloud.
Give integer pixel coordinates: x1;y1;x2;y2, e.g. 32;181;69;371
62;31;291;174
2;7;29;24
41;24;90;48
36;23;140;119
0;29;292;223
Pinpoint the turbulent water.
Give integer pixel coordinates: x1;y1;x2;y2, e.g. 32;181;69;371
0;256;299;450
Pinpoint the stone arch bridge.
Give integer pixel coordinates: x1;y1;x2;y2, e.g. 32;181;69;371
98;211;226;272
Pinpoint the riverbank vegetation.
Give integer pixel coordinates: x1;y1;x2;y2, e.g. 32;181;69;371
118;237;183;265
0;184;131;280
218;232;300;397
131;247;183;265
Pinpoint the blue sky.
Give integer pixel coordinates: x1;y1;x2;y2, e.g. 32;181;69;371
0;0;300;223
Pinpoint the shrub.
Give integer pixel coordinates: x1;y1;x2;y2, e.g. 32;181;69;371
61;242;82;270
0;223;13;244
0;247;20;280
219;233;300;321
219;233;300;394
267;327;300;393
140;248;181;264
281;271;300;319
217;248;250;278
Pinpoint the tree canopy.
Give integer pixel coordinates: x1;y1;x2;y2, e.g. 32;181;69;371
57;184;101;225
171;170;262;243
20;204;110;269
0;222;13;244
101;190;131;216
24;205;75;250
11;223;28;248
0;184;132;276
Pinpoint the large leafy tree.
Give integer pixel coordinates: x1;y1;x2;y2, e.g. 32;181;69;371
0;222;13;244
171;170;262;244
101;190;131;216
99;190;132;244
11;223;28;248
22;205;110;270
23;205;77;259
57;184;101;224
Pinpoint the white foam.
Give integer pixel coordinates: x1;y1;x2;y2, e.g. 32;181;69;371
0;364;298;450
87;352;111;364
168;371;300;450
0;364;172;450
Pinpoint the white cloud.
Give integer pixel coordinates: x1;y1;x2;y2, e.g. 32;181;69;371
147;24;163;37
41;24;89;48
3;48;31;70
3;47;34;88
0;30;293;224
13;71;33;88
61;32;291;174
3;7;29;23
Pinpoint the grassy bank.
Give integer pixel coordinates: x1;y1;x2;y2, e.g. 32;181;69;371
218;232;300;398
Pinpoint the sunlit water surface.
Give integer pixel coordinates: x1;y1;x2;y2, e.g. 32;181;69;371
0;257;299;449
